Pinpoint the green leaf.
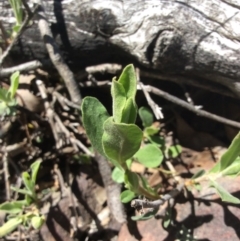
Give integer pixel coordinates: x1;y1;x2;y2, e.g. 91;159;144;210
117;64;137;99
139;175;158;196
148;135;165;147
8;71;19;99
210;132;240;173
124;170;139;193
162;204;172;229
0;88;9;102
221;157;240;177
144;126;160;136
102;117;142;164
139;107;154;127
81;97;110;157
209;179;240;204
111;80;126;123
112;167;125;183
30;160;41;185
131;207;159;221
134;144;164;168
120;190;136;203
22;172;34;195
12;25;21;33
167;145;182;158
0;217;22;238
11;186;32;197
121;97;138;124
191;169;206;179
31;216;45;229
0;200;27;214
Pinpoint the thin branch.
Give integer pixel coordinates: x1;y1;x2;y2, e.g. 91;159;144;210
2;150;11;200
145;84;240;129
131;183;184;209
37;5;81;104
94;151;126;224
0;5;38;66
0;60;50;77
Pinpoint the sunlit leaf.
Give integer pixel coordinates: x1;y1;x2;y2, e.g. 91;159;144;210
112;167;125;183
0;200;27;214
81;97;110;157
111;80;126;123
11;186;32;197
117;64;137;99
124;170;139;193
209;179;240;204
121;97;138;124
144;126;160;136
191;169;206;179
120;190;136;203
139;107;154;127
31;216;45;229
0;217;22;237
8;71;20;99
134;144;163;168
102;117;142;164
210;132;240;173
167;145;182;158
221;157;240;177
30;160;41;185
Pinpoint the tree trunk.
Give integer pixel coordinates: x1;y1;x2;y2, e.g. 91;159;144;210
1;0;240;96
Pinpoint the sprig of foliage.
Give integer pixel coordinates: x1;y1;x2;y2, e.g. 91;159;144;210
81;65;182;220
0;71;19;116
0;160;45;238
191;132;240;204
8;0;23;34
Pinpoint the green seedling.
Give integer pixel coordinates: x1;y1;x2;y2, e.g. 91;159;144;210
8;0;23;34
0;71;19;116
0;160;45;238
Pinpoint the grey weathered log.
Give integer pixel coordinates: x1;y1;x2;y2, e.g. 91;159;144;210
1;0;240;96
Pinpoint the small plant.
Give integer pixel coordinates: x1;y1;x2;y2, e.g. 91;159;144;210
8;0;23;34
0;160;45;238
81;65;181;218
81;64;240;222
0;71;19;117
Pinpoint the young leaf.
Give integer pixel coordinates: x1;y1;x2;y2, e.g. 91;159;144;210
221;157;240;177
120;190;136;203
162;204;172;229
144;126;160;136
209;179;240;204
139;107;154;127
167;145;182;158
134;144;164;168
22;172;34;196
131;207;159;221
0;217;22;238
31;216;45;229
0;200;27;214
117;64;137;99
111;80;126;123
11;186;32;197
8;71;19;99
210;132;240;173
112;167;125;183
30;160;41;185
139;175;158;196
102;117;142;164
0;88;9;102
81;97;110;157
124;170;139;193
191;169;206;179
121;97;138;124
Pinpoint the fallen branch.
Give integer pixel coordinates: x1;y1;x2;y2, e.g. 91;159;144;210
37;4;82;104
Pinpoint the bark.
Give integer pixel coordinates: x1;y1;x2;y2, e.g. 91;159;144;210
1;0;240;96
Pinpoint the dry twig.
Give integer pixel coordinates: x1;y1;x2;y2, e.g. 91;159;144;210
37;5;81;104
